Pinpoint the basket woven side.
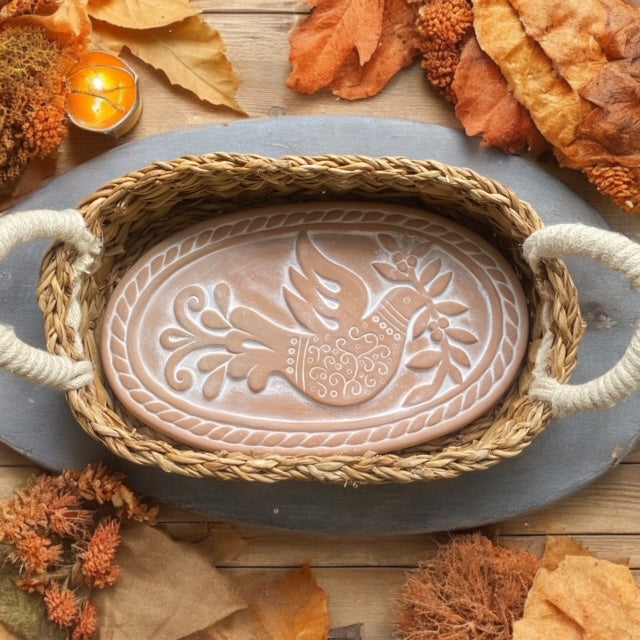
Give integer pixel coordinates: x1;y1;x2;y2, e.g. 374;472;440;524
37;154;584;484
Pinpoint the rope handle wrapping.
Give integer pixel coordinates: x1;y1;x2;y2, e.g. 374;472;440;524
524;223;640;418
0;209;101;390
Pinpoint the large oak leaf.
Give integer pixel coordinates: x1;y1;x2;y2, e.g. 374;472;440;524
91;17;245;114
87;0;199;30
287;0;385;94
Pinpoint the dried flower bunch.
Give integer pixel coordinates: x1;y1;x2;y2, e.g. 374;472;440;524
397;533;539;640
0;0;84;189
0;463;157;640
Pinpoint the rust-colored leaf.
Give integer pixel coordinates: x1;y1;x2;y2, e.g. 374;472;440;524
87;0;199;30
452;36;547;154
331;0;419;99
287;0;385;94
90;17;245;114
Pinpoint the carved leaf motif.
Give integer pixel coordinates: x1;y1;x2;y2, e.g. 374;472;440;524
198;353;231;372
405;382;441;405
378;233;401;252
411;241;431;258
449;364;463;384
428;271;453;297
447;327;479;344
201;309;231;330
214;282;231;316
407;350;442;370
419;258;442;285
203;366;227;400
412;308;432;339
372;262;409;282
449;345;472;367
160;327;193;349
436;300;468;315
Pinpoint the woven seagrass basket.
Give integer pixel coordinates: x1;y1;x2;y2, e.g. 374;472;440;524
36;153;584;484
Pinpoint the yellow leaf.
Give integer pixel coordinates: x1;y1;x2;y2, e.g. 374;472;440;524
87;0;199;30
91;17;245;114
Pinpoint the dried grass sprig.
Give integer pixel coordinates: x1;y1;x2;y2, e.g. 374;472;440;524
397;533;539;640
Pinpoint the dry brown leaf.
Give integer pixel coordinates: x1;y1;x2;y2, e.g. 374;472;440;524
94;523;246;640
331;0;418;99
513;555;640;639
188;566;330;640
90;17;245;114
508;0;608;91
287;0;385;94
87;0;199;30
452;36;546;153
538;536;593;571
239;566;330;640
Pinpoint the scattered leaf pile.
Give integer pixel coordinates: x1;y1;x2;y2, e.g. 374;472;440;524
0;464;157;640
397;533;539;640
289;0;640;214
411;0;640;213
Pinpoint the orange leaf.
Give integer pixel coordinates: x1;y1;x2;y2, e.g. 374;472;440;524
331;0;419;100
243;566;330;640
287;0;385;94
452;36;547;154
90;17;245;114
87;0;200;30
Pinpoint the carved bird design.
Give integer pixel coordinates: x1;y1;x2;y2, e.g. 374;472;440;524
223;232;431;406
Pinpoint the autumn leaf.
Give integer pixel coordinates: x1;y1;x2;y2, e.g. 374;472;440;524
452;36;547;154
90;17;245;114
287;0;385;94
331;0;419;99
87;0;199;30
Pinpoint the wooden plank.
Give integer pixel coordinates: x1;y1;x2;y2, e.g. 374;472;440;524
196;0;309;13
498;464;640;535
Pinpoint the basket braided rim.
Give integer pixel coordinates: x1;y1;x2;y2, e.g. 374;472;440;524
38;153;584;484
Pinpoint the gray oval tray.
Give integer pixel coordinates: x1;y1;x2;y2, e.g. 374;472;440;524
1;116;638;534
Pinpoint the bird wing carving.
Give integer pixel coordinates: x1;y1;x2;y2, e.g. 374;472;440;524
284;232;369;334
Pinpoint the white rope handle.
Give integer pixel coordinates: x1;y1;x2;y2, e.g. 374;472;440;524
0;209;101;390
523;223;640;418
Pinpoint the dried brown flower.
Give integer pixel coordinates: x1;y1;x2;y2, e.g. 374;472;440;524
80;519;122;589
44;581;80;628
0;23;73;188
71;601;98;640
8;531;64;574
411;0;474;102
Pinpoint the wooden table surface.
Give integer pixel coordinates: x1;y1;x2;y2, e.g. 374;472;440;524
2;3;640;638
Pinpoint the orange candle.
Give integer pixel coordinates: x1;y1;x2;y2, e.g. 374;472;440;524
66;51;141;136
